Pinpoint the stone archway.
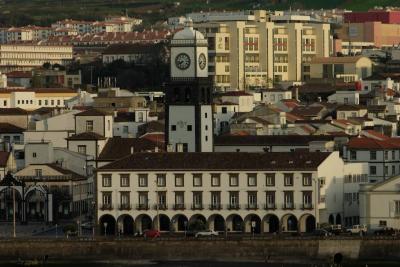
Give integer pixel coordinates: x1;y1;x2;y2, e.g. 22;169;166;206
135;214;152;233
153;214;171;232
117;214;134;235
226;214;243;232
299;214;316;233
208;214;225;232
189;214;207;231
171;214;188;232
262;214;280;233
244;214;261;233
25;189;46;222
0;187;23;222
281;214;298;232
99;214;116;236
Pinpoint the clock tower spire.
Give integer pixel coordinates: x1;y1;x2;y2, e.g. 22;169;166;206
166;18;213;152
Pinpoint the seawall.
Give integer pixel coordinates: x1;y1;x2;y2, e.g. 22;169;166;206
0;239;399;262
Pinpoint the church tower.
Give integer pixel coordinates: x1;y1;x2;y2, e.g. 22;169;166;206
166;19;213;152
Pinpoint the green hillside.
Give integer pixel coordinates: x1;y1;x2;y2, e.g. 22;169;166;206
0;0;400;27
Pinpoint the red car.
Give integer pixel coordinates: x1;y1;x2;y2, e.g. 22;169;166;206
144;229;160;239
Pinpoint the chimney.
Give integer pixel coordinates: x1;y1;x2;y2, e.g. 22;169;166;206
130;146;134;154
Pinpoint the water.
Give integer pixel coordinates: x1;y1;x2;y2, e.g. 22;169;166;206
0;261;399;267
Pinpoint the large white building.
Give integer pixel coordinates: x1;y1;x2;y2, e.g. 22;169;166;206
96;151;366;235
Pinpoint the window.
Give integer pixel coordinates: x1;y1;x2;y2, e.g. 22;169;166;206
102;192;112;208
284;191;294;209
174;192;185;209
156;174;166;187
57;100;60;106
211;174;220;187
303;191;312;209
302;173;312;186
370;166;377;175
193;174;202;187
350;150;357;160
229;191;239;208
3;100;6;106
32;152;37;158
192;192;203;209
51;100;54;105
120;192;130;208
13;135;20;143
284;173;294;186
45;100;48;106
102;174;112;187
120;174;130;187
138;174;148;187
175;174;184;187
78;145;86;155
247;192;257;209
385;151;389;160
35;169;42;177
187;125;192;131
265;173;275;186
379;220;387;226
86;120;94;132
392;150;396;160
211;192;221;209
370;151;377;160
138;192;148;209
123;126;129;134
247;173;257;186
229;174;239;186
395;201;400;216
266;191;275;209
221;107;227;114
171;125;176;131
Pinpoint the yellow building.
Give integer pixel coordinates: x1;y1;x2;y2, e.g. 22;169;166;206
192;10;331;91
0;43;73;72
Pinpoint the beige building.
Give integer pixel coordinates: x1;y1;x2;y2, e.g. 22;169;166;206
192;10;331;91
307;56;372;81
0;44;73;72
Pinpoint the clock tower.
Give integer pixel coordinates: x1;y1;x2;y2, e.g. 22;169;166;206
166;19;213;152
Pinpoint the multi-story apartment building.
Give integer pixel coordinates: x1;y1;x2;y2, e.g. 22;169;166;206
96;151;366;235
343;136;400;183
0;44;73;72
191;10;331;91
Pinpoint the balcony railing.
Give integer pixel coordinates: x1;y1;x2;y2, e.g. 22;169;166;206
100;203;113;210
173;204;186;210
191;204;203;210
136;204;149;210
153;204;168;210
246;204;258;210
119;204;132;210
227;204;240;210
282;203;295;210
264;203;276;210
209;204;222;210
301;203;314;210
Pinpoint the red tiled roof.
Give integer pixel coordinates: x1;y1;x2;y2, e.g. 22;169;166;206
347;137;400;149
361;130;390;141
221;91;252;97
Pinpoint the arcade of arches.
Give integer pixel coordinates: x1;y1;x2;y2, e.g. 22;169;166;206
98;213;317;235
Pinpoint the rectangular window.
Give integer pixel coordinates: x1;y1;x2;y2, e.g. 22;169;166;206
247;192;257;209
229;191;239;209
229;174;239;187
370;166;377;175
265;173;275;186
138;192;148;209
247;173;257;186
174;192;185;209
77;145;86;155
138;174;148;187
211;174;220;187
45;100;48;106
350;150;357;160
123;126;129;134
192;192;203;209
120;174;130;187
284;191;294;209
156;174;166;187
395;201;400;216
221;107;227;114
266;191;275;209
302;191;313;209
102;192;112;209
86;120;94;132
370;151;377;160
120;192;130;209
171;125;176;131
385;151;389;160
193;174;202;187
102;174;112;187
284;173;294;186
175;174;184;187
35;169;42;177
210;192;221;209
187;125;192;131
302;173;312;186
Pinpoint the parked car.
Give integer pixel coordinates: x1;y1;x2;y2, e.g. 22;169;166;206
313;229;332;237
325;225;344;235
195;230;218;238
372;227;397;236
347;225;367;235
81;221;94;230
143;229;160;239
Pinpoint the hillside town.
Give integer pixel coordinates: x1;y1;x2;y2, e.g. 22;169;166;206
1;6;400;241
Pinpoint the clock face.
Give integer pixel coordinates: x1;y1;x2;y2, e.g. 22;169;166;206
175;53;191;70
198;53;207;70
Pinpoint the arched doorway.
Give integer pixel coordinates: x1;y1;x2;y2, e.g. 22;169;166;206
135;214;152;233
244;214;261;233
329;214;334;225
208;214;225;232
281;214;298;232
171;214;188;232
154;214;170;232
299;214;316;233
99;214;116;236
189;214;207;231
0;187;23;222
336;214;342;225
25;189;46;222
226;214;243;232
262;214;279;233
117;214;134;235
